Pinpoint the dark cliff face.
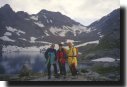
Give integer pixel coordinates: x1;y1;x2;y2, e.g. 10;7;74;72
37;9;81;27
88;8;120;34
87;8;120;49
80;8;120;62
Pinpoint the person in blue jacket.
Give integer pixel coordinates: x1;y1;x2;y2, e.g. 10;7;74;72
44;44;58;79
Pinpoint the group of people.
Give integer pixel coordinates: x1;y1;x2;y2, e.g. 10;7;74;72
44;42;78;79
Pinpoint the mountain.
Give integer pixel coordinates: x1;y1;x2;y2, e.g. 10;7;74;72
0;4;120;52
89;8;120;49
88;8;120;35
0;4;93;49
0;5;120;80
37;9;81;27
80;8;120;60
73;9;119;44
77;8;120;81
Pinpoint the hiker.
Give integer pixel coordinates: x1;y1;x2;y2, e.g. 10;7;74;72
57;44;67;78
67;42;78;78
44;44;58;79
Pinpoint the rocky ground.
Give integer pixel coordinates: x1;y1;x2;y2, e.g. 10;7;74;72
31;74;87;81
29;60;120;81
0;57;120;81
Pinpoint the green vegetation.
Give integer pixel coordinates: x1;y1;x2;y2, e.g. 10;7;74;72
80;69;88;73
78;34;120;61
91;66;120;75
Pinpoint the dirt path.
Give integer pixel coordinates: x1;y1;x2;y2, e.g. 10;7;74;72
30;74;88;81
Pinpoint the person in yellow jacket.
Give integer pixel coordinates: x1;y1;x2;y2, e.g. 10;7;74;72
67;42;78;77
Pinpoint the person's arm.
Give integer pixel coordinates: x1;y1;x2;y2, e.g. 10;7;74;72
63;48;68;59
56;50;59;61
73;47;77;57
54;49;57;61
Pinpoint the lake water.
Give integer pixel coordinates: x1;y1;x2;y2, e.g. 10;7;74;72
0;51;86;74
0;51;46;74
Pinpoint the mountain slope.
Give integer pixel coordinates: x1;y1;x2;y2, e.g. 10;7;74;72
80;8;120;60
0;4;120;52
91;8;120;49
0;4;94;49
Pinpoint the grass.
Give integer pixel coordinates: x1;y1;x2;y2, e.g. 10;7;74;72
92;66;120;75
80;69;89;73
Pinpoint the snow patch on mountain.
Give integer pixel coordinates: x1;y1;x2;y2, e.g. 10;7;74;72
68;25;91;36
92;57;115;62
43;15;47;19
44;30;50;36
34;21;44;27
6;26;25;36
4;32;12;36
25;18;30;20
30;16;38;21
18;38;27;41
16;30;26;36
29;37;51;44
30;37;37;43
0;36;15;42
47;20;49;23
97;32;104;38
35;41;51;44
2;45;39;52
75;40;99;47
66;39;80;43
2;45;51;52
49;27;69;37
6;26;17;32
50;19;53;23
49;25;90;37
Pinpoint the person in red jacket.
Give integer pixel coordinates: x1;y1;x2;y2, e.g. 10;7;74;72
57;44;67;78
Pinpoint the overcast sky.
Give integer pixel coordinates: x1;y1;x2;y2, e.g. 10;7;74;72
0;0;120;26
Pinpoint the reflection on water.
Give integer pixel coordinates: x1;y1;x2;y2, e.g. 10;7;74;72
0;51;86;74
0;52;46;74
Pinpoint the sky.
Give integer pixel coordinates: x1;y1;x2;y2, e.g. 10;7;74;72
0;0;120;26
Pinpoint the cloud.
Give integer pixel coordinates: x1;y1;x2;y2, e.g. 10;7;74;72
0;0;120;26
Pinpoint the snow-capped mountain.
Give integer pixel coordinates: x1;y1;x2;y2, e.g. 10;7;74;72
0;4;94;47
77;8;120;45
0;4;120;52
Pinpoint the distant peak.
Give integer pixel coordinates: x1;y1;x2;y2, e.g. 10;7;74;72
38;9;62;15
0;4;13;11
17;11;28;14
16;11;29;17
2;4;11;9
39;9;49;14
41;9;48;12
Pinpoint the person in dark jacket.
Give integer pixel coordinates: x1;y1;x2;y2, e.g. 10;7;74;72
57;44;67;78
44;44;58;79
